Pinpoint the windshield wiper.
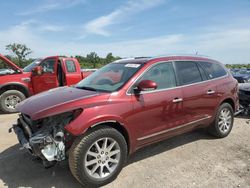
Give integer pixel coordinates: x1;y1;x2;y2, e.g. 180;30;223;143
76;86;98;91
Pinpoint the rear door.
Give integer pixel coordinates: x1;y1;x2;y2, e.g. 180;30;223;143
62;58;82;86
31;57;58;94
174;61;217;124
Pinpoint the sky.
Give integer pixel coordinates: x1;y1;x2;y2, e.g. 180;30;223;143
0;0;250;64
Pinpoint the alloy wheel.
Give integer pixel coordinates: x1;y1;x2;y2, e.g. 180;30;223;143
84;137;121;179
218;108;232;133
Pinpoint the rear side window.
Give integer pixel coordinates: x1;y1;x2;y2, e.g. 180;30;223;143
200;62;227;79
175;61;202;85
65;60;76;73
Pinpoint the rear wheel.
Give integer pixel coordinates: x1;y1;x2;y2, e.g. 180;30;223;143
0;90;26;113
69;127;127;187
208;103;234;138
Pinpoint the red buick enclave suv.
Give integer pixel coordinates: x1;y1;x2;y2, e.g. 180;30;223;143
12;56;238;187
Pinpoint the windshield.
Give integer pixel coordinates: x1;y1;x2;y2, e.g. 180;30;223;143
76;62;144;92
23;59;42;72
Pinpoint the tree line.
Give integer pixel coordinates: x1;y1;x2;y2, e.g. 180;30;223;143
4;43;121;69
3;43;250;69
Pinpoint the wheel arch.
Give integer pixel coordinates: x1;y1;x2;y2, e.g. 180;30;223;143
86;120;131;155
0;83;30;97
220;97;235;112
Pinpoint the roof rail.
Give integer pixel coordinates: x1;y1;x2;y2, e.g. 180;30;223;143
148;53;210;60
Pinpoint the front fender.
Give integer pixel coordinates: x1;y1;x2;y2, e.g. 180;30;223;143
65;114;127;136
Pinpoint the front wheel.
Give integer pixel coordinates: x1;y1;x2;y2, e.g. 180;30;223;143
0;90;26;113
208;103;234;138
69;127;127;187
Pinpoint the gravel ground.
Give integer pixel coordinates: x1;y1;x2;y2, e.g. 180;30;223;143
0;113;249;188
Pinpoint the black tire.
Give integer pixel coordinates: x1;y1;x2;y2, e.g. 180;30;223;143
69;126;127;187
0;90;26;113
208;103;234;138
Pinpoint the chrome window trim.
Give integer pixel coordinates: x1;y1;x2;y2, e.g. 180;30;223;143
126;60;228;95
137;116;211;141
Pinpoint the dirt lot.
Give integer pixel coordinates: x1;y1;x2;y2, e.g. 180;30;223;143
0;113;249;188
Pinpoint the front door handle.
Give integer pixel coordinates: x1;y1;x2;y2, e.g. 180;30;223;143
172;98;183;103
207;90;215;95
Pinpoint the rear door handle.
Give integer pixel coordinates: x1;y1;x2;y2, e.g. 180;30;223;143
207;90;215;95
172;98;183;103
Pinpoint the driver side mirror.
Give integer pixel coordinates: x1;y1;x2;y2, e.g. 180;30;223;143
135;80;157;93
32;66;43;76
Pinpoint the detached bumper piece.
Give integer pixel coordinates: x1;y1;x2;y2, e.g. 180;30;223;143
11;116;66;168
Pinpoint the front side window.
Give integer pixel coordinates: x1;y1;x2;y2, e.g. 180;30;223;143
76;62;144;92
137;62;176;90
40;59;56;73
200;61;227;79
175;61;202;85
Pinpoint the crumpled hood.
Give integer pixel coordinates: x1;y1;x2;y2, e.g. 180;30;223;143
17;86;109;120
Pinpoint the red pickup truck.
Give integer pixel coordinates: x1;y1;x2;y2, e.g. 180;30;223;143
0;54;94;113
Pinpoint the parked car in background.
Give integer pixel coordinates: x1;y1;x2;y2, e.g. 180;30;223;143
0;68;15;75
233;69;250;83
230;68;240;76
238;83;250;115
12;55;238;187
0;54;94;113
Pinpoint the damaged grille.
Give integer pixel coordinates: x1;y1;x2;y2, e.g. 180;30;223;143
14;111;77;166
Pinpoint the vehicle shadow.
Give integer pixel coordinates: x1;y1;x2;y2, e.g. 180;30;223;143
0;145;82;188
127;129;213;165
0;129;213;188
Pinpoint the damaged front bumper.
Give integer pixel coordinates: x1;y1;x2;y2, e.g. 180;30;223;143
10;115;68;167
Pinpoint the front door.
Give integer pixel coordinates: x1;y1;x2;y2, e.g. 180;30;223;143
31;58;58;94
129;62;185;146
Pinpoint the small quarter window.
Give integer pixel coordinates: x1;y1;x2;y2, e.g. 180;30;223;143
199;62;227;79
65;60;76;73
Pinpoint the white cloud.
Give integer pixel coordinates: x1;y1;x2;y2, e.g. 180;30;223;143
85;0;165;36
0;21;250;64
19;0;86;15
38;25;64;32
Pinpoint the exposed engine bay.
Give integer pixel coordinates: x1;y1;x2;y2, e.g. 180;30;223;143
11;111;77;167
